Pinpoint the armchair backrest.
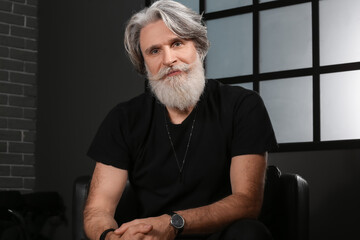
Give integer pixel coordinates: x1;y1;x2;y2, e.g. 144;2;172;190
259;166;309;240
72;176;90;240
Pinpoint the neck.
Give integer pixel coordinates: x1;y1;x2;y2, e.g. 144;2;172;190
166;106;194;124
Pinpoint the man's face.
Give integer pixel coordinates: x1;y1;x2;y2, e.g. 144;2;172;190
139;20;198;79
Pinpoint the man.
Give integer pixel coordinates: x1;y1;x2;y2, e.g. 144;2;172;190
84;1;277;240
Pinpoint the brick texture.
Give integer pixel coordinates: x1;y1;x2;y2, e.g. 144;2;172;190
0;0;38;191
0;35;26;48
0;82;23;94
23;131;36;142
11;26;38;39
26;17;37;28
23;109;36;119
13;4;37;17
0;153;23;164
0;177;23;188
24;177;35;188
0;1;13;12
0;166;11;176
0;58;24;71
8;119;36;130
0;118;7;128
9;142;35;153
0;46;9;57
0;106;23;118
0;94;7;104
25;62;37;73
25;39;37;50
10;72;36;84
0;142;7;152
11;165;35;177
0;12;25;25
0;23;10;34
0;130;22;141
10;49;37;62
23;154;34;164
9;96;36;108
0;71;9;80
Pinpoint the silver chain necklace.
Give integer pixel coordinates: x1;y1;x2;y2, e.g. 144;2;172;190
164;107;196;176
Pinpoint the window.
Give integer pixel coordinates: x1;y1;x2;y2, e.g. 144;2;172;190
203;0;360;151
147;0;360;151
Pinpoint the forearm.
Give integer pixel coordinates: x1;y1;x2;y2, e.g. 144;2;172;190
83;206;119;240
83;163;128;240
178;192;263;235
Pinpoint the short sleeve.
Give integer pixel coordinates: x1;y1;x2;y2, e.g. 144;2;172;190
87;105;131;169
231;91;277;156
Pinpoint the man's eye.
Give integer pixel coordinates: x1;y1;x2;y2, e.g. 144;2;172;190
150;49;159;54
173;42;182;47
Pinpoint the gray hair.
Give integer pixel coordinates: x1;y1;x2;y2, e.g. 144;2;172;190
124;0;210;75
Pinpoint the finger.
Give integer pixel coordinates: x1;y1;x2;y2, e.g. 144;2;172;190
115;220;136;235
127;223;153;235
122;231;146;240
115;223;128;235
115;222;153;236
137;223;153;234
106;231;122;239
118;224;153;240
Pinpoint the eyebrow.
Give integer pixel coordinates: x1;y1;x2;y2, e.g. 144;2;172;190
144;37;184;55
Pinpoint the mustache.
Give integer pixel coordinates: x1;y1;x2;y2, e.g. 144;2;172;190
150;63;191;81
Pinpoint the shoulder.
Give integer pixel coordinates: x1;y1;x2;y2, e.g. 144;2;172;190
204;79;262;108
101;92;155;129
111;92;154;116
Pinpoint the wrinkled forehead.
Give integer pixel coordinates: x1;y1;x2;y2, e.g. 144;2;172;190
139;20;184;52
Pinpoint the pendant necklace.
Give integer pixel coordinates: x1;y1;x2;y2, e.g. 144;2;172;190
164;107;197;178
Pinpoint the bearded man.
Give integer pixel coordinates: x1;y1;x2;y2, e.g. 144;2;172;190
84;1;277;240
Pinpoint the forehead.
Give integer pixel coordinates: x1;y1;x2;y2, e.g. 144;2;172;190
139;20;182;51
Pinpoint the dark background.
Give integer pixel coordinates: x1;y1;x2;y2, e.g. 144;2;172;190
36;0;360;239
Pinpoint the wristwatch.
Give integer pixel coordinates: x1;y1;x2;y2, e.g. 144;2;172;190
167;211;185;236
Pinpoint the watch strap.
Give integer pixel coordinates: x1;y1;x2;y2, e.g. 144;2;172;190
167;211;176;216
176;223;184;236
99;228;115;240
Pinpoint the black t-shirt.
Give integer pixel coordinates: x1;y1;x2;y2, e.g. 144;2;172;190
87;79;277;218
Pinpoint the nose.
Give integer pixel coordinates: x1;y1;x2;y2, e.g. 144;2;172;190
162;47;177;67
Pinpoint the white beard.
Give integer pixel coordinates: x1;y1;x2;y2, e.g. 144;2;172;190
147;56;206;111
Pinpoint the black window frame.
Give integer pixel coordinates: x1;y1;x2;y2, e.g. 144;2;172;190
145;0;360;152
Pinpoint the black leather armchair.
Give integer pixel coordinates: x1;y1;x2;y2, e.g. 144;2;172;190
72;166;309;240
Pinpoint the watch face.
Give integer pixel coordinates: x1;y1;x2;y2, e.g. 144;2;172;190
171;214;185;229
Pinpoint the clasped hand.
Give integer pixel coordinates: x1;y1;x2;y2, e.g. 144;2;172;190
106;214;176;240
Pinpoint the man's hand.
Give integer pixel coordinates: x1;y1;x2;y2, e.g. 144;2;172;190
106;224;153;239
113;215;176;240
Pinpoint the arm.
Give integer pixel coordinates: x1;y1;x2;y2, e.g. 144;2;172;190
179;153;267;234
84;162;152;240
116;153;267;237
83;162;126;239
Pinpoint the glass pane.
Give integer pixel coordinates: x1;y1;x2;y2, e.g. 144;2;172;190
206;14;252;79
260;76;313;143
320;0;360;66
320;71;360;141
174;0;199;13
260;3;312;73
260;0;277;3
206;0;252;13
231;82;253;90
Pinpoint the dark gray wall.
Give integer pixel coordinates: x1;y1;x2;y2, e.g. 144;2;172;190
37;1;360;240
0;0;38;192
37;0;144;239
